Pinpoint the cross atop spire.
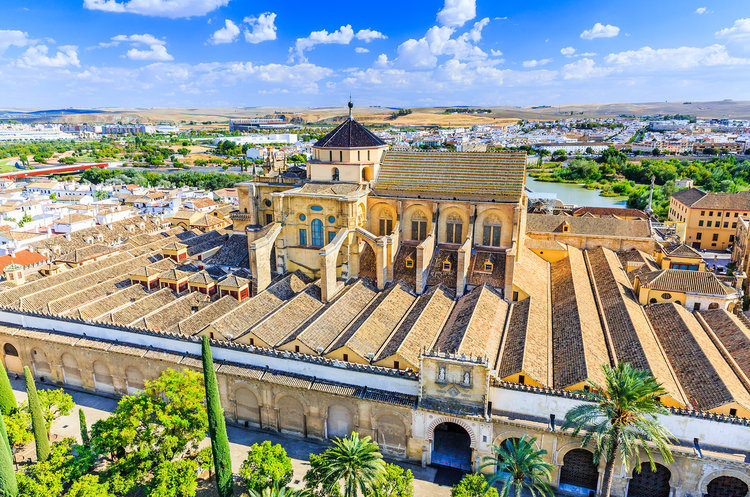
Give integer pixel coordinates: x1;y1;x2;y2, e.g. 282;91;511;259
348;95;353;119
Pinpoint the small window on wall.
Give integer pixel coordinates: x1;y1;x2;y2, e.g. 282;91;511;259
661;293;672;299
379;218;393;236
518;375;525;385
484;262;493;272
405;258;414;268
328;231;336;244
483;224;502;246
332;168;340;181
265;214;273;225
442;260;452;271
299;228;307;246
411;219;427;241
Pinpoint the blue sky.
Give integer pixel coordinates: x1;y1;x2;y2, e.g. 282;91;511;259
1;0;749;108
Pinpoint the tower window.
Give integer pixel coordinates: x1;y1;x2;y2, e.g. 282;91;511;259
311;219;324;247
446;219;463;244
411;219;427;241
332;168;339;181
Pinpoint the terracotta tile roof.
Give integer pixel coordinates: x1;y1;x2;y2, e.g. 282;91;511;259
375;284;455;367
436;284;508;360
672;188;750;210
698;309;750;380
550;247;609;389
637;269;738;296
207;233;249;268
467;250;506;287
313;117;385;149
218;274;249;289
426;249;457;287
646;303;750;411
392;246;417;286
526;213;651;238
285;182;364;196
662;243;702;259
585;247;686;404
131;292;209;331
158;268;192;282
329;281;416;360
188;271;216;285
524;239;567;251
210;273;309;338
0;250;48;271
56;244;117;264
496;249;549;383
285;278;378;353
173;295;239;335
55;213;94;224
571;206;648;219
105;287;178;325
250;283;324;347
375;151;526;200
162;241;187;251
62;284;149;321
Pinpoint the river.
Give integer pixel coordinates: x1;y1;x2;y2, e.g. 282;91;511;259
525;173;627;208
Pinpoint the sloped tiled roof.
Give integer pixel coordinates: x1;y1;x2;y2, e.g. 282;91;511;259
662;243;702;259
637;269;737;296
374;151;526;199
646;303;750;412
313;118;385;149
673;188;750;210
526;213;651;238
571;206;648;219
697;308;750;380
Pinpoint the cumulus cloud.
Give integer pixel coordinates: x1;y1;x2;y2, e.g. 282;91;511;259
560;46;576;56
580;23;620;40
716;18;750;44
209;19;240;45
18;44;79;67
490;49;503;57
290;25;385;61
83;0;229;18
355;28;387;43
395;17;490;69
354;47;369;54
437;0;476;27
522;58;552;68
605;44;748;69
695;7;708;14
562;58;612;79
107;33;173;61
0;30;30;55
243;13;277;43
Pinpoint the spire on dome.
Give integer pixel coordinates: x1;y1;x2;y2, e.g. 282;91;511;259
348;96;353;119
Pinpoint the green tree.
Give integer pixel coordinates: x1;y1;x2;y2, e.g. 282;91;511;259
16;438;96;497
65;474;114;497
480;436;552;497
149;459;199;497
202;335;233;497
312;432;386;497
17;213;32;228
78;409;89;446
4;409;31;449
91;369;207;496
248;486;301;497
371;463;413;497
0;412;17;496
562;363;675;497
23;367;48;463
451;473;498;497
0;361;16;417
240;441;293;494
37;389;74;436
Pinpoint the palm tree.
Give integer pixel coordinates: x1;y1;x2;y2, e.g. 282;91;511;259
561;363;675;497
248;486;300;497
318;432;386;497
480;436;553;497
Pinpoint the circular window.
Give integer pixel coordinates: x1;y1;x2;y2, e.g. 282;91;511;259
264;199;272;207
299;214;306;221
328;216;335;223
661;293;672;300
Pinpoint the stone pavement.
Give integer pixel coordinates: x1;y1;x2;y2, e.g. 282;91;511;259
9;379;452;497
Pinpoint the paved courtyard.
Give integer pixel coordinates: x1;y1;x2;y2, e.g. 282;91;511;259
9;380;453;496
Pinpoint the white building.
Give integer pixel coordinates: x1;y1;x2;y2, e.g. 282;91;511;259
215;134;298;146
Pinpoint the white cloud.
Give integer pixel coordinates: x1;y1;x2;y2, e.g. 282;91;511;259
490;49;503;57
243;12;277;44
580;22;620;40
374;54;389;67
290;25;354;61
396;38;437;69
107;33;173;61
605;44;748;69
83;0;229;18
355;29;387;43
716;18;750;44
560;46;576;56
522;58;552;68
437;0;476;27
695;7;708;14
354;47;369;54
395;18;489;69
562;58;612;79
18;44;79;67
0;30;30;55
210;19;240;45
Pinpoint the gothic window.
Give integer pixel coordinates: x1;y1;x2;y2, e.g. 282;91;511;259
311;219;324;247
379;218;393;236
446;215;463;244
411;218;427;241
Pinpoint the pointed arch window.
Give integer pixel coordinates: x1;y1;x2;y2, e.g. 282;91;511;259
446;215;463;244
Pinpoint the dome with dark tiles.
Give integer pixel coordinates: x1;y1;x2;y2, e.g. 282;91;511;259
312;103;386;149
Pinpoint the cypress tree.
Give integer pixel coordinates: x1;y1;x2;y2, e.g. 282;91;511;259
23;366;49;462
202;335;233;497
79;408;89;446
0;361;16;417
0;412;17;496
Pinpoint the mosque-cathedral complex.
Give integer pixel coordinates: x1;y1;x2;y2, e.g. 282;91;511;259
0;107;749;497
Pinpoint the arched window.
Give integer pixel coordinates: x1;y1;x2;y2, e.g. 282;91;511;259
446;215;463;244
3;344;18;357
379;216;393;236
411;217;427;241
332;168;340;181
482;216;502;246
311;219;324;247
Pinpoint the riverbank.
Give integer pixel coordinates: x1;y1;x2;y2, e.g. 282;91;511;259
525;173;628;208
